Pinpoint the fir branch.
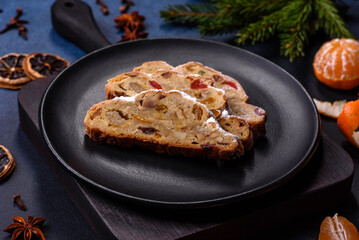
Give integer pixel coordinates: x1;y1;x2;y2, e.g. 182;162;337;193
279;28;309;61
159;0;356;61
199;18;244;36
279;0;313;61
313;0;354;38
216;0;287;20
160;4;219;25
236;10;281;45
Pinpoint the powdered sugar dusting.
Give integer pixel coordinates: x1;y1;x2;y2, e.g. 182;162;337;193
168;89;201;103
113;95;136;102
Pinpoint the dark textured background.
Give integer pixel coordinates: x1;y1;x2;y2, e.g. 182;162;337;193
0;0;359;239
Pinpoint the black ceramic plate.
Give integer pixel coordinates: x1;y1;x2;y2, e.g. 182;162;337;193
40;38;320;208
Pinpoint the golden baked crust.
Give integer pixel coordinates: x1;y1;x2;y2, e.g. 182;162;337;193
84;90;244;160
132;61;175;73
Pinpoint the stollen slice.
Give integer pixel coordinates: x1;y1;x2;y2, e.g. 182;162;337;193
106;70;227;116
105;70;253;148
84;90;244;160
176;62;266;138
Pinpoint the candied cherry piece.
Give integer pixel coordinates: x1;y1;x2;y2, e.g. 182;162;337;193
223;80;238;90
149;80;162;89
190;79;208;89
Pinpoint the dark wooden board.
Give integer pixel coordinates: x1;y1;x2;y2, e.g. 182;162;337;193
18;77;354;240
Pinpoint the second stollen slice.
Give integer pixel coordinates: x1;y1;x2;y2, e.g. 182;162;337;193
84;90;244;160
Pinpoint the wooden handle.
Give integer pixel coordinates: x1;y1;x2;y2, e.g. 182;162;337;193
51;0;111;53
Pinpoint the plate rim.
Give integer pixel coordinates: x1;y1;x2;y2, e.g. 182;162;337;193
39;37;321;208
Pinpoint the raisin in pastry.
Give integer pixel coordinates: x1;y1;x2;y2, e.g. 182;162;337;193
84;90;244;160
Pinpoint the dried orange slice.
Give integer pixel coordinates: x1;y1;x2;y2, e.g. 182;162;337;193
0;145;15;180
0;53;30;87
0;82;25;90
319;213;359;240
22;53;70;80
337;99;359;148
313;38;359;90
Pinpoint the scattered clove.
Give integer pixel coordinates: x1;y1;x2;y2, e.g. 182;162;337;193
119;5;129;13
119;0;135;14
122;0;134;6
0;8;29;40
13;194;27;211
96;0;109;15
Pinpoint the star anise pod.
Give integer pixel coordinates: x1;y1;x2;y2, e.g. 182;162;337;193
3;215;46;240
114;11;145;31
119;25;148;42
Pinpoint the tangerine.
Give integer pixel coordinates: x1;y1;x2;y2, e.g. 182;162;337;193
313;38;359;90
337;99;359;148
319;214;359;240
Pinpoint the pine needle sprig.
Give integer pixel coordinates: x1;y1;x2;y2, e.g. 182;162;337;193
160;0;355;61
236;10;282;45
215;0;287;20
278;0;313;61
160;4;219;25
199;17;244;36
314;0;354;38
